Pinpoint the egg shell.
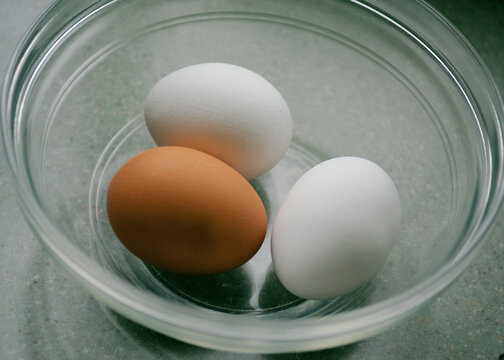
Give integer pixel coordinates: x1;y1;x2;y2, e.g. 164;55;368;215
144;63;293;179
271;157;401;300
106;146;268;274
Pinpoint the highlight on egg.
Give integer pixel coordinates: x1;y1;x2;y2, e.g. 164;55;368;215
271;156;401;300
106;146;268;275
144;62;293;179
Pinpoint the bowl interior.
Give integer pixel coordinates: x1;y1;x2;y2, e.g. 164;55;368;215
8;0;497;352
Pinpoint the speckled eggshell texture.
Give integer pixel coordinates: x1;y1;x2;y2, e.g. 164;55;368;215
144;63;293;179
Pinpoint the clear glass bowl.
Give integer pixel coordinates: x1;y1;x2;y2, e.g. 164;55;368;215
2;0;504;354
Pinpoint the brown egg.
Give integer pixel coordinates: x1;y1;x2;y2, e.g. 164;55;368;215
106;146;267;274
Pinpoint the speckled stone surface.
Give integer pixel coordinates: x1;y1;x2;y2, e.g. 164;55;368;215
0;0;503;359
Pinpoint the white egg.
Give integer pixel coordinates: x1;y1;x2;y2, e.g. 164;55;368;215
144;63;293;179
271;157;401;300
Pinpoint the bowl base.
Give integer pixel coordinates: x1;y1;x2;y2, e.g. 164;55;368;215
89;114;372;316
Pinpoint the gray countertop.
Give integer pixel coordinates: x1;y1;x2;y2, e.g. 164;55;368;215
1;0;503;359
